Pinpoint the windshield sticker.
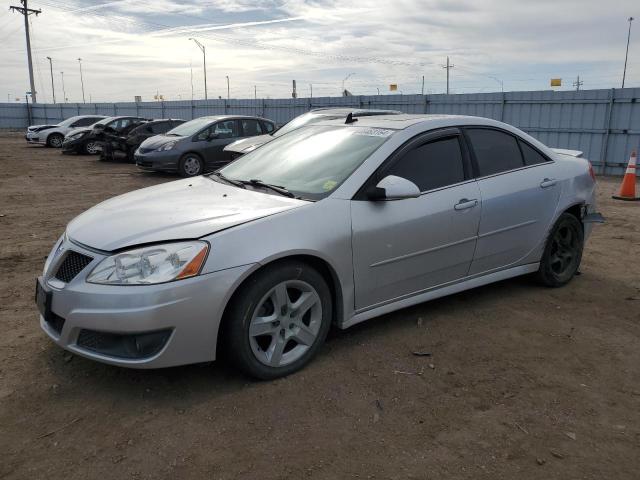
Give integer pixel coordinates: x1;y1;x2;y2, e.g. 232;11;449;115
354;128;393;137
323;180;338;191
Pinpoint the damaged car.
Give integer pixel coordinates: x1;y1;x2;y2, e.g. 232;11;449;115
25;115;106;148
36;113;603;379
62;116;149;155
100;119;186;162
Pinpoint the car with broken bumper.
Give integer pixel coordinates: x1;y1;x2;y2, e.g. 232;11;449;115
36;114;603;379
25;115;107;148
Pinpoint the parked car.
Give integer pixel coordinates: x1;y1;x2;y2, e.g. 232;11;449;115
134;115;276;177
101;119;186;162
25;115;106;148
36;114;603;379
224;108;402;159
62;116;149;155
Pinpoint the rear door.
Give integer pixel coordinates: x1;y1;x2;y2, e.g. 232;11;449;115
351;129;481;309
464;127;560;275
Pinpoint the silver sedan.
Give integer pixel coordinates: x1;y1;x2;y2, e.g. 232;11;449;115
36;114;603;379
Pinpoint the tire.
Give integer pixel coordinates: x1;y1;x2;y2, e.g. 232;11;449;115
536;213;584;287
46;133;64;148
178;153;204;177
223;261;332;380
83;140;100;155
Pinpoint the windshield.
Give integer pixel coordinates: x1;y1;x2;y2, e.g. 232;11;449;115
166;117;213;136
219;125;393;200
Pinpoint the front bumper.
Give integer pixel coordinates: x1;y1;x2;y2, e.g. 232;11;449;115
38;239;253;368
62;136;86;153
135;150;181;172
25;132;45;144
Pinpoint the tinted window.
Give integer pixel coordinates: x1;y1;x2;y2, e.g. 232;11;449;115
263;121;275;133
466;128;524;176
151;122;172;134
241;119;263;136
108;118;134;131
72;117;101;127
386;137;465;192
519;140;549;166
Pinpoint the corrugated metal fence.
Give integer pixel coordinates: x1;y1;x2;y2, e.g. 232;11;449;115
1;88;638;175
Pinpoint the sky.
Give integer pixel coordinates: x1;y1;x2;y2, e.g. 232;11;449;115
0;0;638;103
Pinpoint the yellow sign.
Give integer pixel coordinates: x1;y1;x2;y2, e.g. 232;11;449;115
389;84;398;91
550;78;562;87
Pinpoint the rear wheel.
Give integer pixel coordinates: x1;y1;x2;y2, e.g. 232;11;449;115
536;213;584;287
223;261;332;379
178;153;204;177
46;133;63;148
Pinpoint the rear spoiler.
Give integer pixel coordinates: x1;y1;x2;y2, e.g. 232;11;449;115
551;148;583;158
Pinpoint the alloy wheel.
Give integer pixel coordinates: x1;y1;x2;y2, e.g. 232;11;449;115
549;224;579;275
86;142;99;154
249;280;322;367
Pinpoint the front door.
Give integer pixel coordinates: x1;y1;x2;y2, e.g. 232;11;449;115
200;120;240;170
351;132;481;310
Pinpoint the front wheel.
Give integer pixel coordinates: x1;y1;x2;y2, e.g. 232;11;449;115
224;261;332;379
46;133;64;148
178;153;204;177
83;140;100;155
536;213;584;287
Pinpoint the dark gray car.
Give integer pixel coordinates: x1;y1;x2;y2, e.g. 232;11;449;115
135;115;276;177
223;108;402;159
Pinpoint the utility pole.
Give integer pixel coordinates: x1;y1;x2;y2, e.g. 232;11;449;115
190;61;194;100
188;38;207;100
573;75;583;91
226;75;230;100
77;58;85;103
442;56;454;94
421;75;425;95
10;0;41;103
310;84;313;98
60;71;67;102
254;85;257;100
46;56;55;103
622;17;634;88
342;73;355;96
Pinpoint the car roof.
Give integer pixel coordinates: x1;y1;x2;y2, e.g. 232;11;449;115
189;115;273;122
313;114;509;131
308;107;402;116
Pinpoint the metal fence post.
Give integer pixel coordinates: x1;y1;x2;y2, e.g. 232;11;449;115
600;88;615;175
191;100;195;120
161;101;165;118
114;104;117;116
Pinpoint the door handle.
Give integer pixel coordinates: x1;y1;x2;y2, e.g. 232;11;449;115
454;198;478;211
540;178;557;188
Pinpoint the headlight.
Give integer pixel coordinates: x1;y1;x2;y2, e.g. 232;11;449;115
67;132;86;140
156;141;177;152
86;241;209;285
43;233;65;275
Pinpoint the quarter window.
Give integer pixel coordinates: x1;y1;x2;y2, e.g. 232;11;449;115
519;140;549;166
386;137;465;192
466;128;524;176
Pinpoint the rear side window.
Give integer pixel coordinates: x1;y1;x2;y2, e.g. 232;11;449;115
466;128;524;176
386;137;465;192
519;140;549;166
241;119;263;136
71;117;100;127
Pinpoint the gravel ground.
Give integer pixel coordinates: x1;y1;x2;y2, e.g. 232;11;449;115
0;131;639;479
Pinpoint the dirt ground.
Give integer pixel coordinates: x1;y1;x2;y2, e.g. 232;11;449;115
0;131;639;480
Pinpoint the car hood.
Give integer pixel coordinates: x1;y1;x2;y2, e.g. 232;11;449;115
66;176;308;251
29;124;58;131
65;127;91;137
224;134;273;153
139;135;184;150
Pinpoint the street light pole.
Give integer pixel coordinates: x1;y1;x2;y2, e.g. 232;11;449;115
46;56;56;103
342;72;355;96
78;57;85;103
226;75;230;100
489;75;504;92
189;38;207;100
60;71;67;102
622;17;634;88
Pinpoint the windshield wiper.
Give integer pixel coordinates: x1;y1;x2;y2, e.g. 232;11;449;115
244;179;295;198
210;172;246;189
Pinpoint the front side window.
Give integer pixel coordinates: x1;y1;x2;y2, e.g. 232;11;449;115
71;117;99;127
466;128;524;176
386;137;465;192
263;121;275;133
220;125;392;200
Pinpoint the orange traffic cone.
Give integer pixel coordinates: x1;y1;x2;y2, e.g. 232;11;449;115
612;150;640;201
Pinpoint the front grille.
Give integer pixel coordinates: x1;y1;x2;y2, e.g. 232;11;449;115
138;147;154;154
77;329;171;359
136;160;154;168
54;251;93;283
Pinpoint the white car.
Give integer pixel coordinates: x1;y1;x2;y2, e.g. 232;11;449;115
25;115;107;148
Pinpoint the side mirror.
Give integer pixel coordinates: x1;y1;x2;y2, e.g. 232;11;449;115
368;175;420;201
